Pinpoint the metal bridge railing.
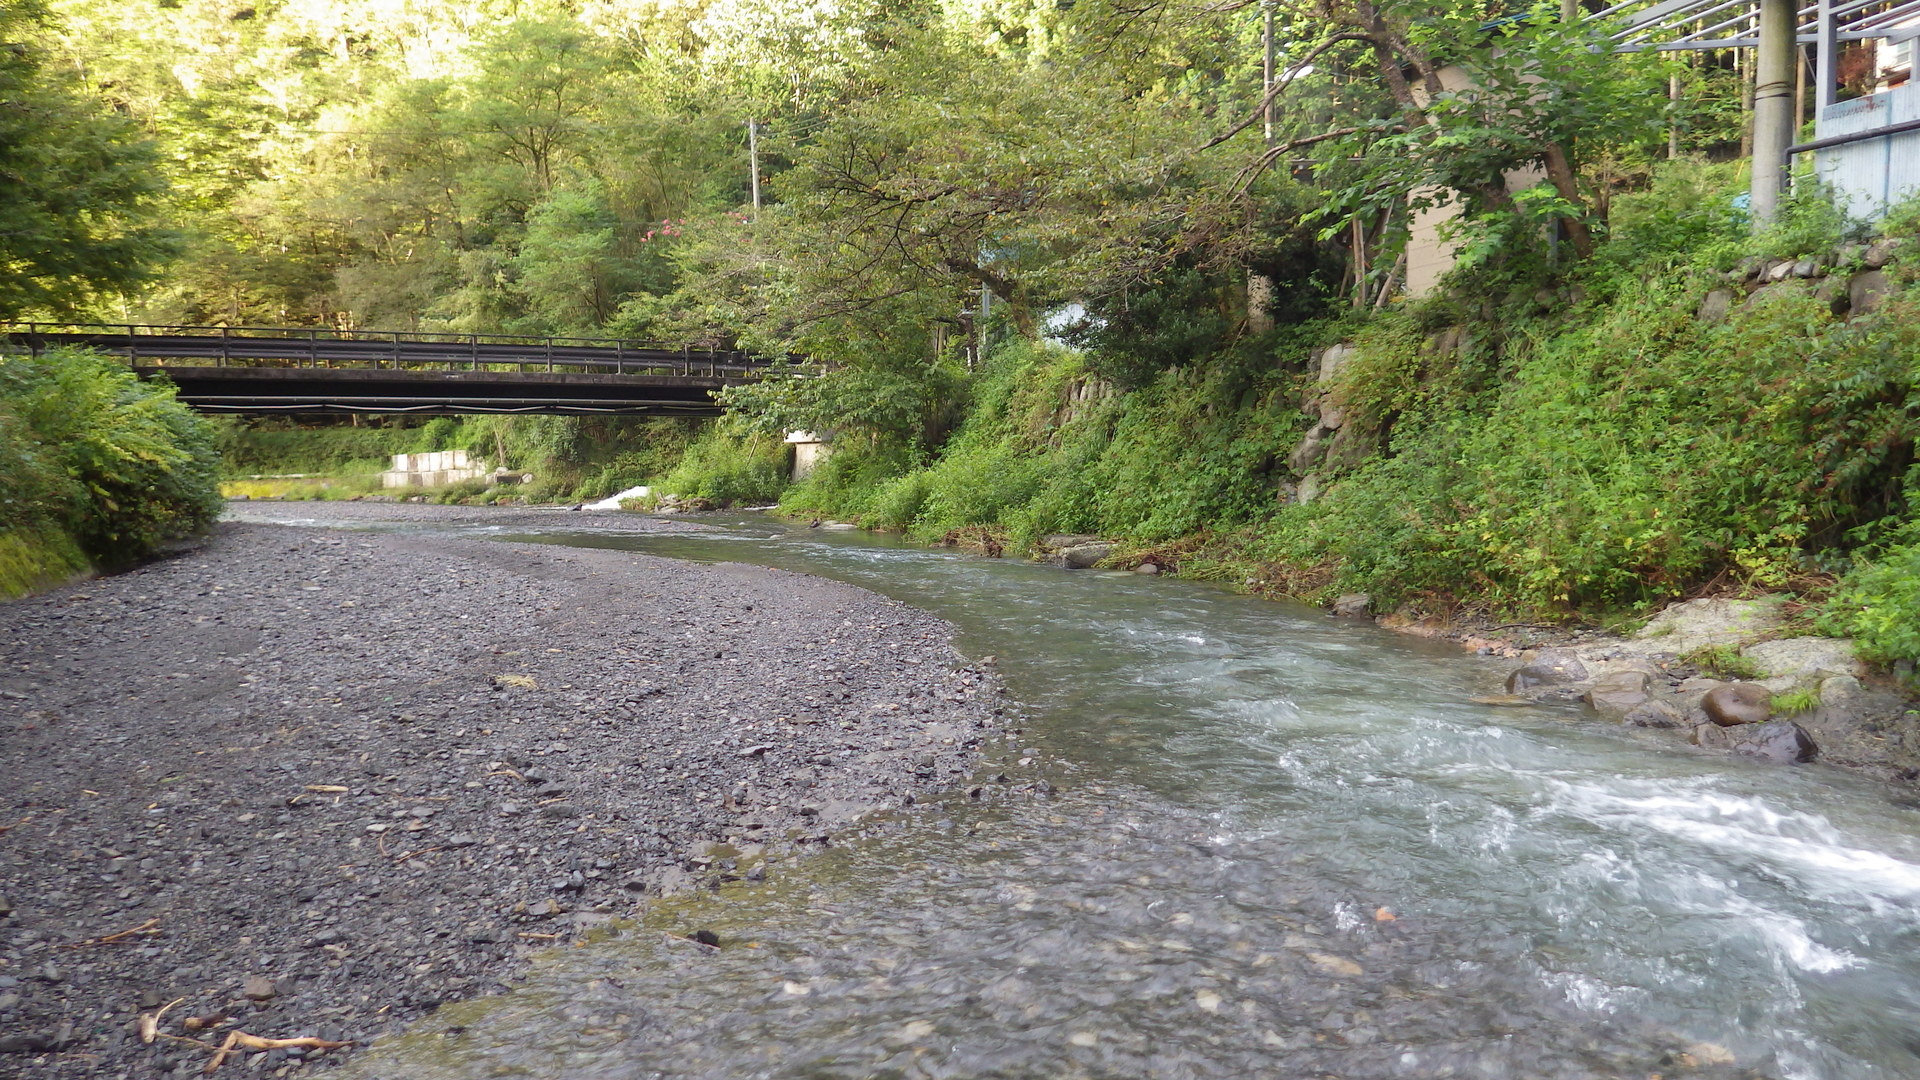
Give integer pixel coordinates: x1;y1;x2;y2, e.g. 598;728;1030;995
0;322;762;379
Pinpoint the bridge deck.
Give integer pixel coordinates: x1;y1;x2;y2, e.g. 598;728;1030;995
1;324;765;414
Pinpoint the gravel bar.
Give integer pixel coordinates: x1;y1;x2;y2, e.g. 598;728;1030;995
0;511;1011;1077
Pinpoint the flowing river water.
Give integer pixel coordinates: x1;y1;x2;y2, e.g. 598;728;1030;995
318;513;1920;1080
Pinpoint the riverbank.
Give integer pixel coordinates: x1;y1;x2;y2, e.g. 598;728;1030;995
0;508;1011;1076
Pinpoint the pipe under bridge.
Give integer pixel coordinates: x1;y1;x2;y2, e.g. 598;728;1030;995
0;323;770;415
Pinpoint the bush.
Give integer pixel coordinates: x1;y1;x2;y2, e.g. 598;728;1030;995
1820;537;1920;668
0;348;222;594
654;425;788;506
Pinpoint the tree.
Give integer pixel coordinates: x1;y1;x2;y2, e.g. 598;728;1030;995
0;1;174;319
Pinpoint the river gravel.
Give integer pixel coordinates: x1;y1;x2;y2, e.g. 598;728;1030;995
0;509;1011;1077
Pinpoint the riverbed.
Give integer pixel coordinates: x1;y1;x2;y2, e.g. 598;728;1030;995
12;501;1920;1079
287;506;1920;1080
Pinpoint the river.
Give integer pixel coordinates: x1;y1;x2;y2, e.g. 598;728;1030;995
322;512;1920;1080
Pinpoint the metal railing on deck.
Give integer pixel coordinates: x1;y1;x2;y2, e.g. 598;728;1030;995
0;322;762;379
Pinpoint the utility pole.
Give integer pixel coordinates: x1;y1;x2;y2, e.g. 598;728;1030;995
1750;0;1796;226
1262;0;1275;145
748;118;762;221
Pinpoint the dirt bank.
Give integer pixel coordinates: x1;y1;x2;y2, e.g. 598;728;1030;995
0;509;1011;1077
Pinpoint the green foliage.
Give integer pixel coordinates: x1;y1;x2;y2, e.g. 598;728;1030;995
1819;536;1920;667
1772;686;1823;717
0;348;221;586
214;420;440;477
0;1;175;318
1683;645;1765;681
654;425;789;506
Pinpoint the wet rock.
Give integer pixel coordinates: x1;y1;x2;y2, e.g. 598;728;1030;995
1506;651;1589;694
1734;721;1819;764
1622;698;1684;728
1133;563;1159;575
1584;670;1652;721
1329;593;1371;618
1703;683;1773;727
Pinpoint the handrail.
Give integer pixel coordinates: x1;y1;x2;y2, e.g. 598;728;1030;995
0;320;750;357
0;321;763;376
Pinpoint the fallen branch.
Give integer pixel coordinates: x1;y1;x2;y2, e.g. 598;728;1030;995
203;1031;350;1074
64;917;161;949
139;998;185;1044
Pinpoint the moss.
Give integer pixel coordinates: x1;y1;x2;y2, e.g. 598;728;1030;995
0;526;91;600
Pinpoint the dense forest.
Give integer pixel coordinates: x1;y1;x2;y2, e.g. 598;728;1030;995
2;0;1916;670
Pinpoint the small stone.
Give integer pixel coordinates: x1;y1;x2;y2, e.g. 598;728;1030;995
445;834;478;848
498;803;524;817
1134;562;1160;575
242;976;277;1001
35;963;62;984
1195;989;1223;1012
537;803;580;820
306;929;343;947
1306;952;1364;977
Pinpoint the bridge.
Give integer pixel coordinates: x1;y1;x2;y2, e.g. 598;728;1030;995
0;323;770;415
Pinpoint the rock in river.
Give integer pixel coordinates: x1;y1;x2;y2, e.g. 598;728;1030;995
1506;651;1589;694
1702;683;1773;727
1734;721;1820;764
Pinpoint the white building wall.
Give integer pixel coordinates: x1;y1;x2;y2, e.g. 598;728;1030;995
1813;82;1920;220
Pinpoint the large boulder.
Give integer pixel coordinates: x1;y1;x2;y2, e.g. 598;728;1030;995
1584;670;1652;721
1055;543;1112;570
1635;597;1788;654
1507;650;1590;695
1734;721;1819;765
1702;683;1773;727
1740;637;1863;682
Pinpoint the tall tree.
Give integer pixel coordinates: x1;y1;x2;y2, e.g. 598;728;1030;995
0;1;174;320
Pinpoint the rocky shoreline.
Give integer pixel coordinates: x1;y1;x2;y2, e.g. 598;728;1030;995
0;508;1013;1077
1366;596;1920;781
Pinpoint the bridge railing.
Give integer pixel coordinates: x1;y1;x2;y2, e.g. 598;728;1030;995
0;322;763;378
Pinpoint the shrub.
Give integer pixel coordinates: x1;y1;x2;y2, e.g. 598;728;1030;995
0;348;222;592
654;425;788;506
1819;538;1920;668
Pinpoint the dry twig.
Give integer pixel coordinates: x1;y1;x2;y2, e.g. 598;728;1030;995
64;917;160;949
203;1031;349;1073
138;998;184;1044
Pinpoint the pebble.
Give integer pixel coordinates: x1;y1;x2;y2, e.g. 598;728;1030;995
0;504;1007;1075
